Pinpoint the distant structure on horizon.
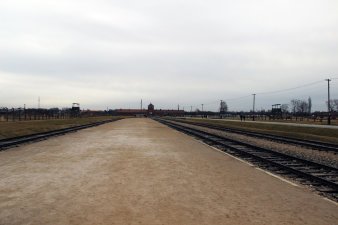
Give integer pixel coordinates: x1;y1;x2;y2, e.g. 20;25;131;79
116;103;184;117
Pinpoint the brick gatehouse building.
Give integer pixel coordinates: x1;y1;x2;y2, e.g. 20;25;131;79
116;103;184;117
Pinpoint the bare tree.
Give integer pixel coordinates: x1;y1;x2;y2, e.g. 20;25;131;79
299;101;308;113
219;101;228;114
334;99;338;111
291;99;299;113
308;97;312;114
291;99;309;115
327;99;338;111
281;104;289;113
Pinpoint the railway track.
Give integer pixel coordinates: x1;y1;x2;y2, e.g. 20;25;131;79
164;118;338;154
0;118;123;151
155;118;338;201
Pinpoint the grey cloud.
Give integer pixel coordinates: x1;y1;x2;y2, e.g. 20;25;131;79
1;0;338;111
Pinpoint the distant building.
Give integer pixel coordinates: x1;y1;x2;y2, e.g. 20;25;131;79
81;110;104;116
116;103;184;117
115;109;147;117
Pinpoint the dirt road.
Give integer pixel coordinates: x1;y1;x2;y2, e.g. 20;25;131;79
0;118;337;224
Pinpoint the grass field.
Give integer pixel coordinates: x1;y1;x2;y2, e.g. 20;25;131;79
0;116;126;140
220;116;338;126
180;118;338;144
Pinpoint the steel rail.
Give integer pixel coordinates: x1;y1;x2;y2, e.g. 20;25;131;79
155;118;338;199
165;118;338;154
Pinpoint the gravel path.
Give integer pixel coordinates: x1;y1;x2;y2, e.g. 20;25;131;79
0;118;337;225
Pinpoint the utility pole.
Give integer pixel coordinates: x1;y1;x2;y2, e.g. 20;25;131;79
178;104;179;111
38;96;40;109
141;99;142;110
24;104;26;120
220;100;223;118
201;104;204;112
220;100;222;114
252;94;256;121
326;79;331;125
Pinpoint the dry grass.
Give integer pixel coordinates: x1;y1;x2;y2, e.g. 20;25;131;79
224;117;338;126
0;116;126;140
181;118;338;144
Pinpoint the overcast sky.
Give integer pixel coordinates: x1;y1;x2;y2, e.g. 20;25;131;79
1;0;337;111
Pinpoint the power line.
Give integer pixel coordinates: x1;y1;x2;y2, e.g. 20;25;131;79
203;100;219;106
256;80;324;96
326;79;331;125
178;78;333;111
223;79;329;103
225;95;252;102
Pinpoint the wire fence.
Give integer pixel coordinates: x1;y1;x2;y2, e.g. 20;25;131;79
185;110;338;125
0;107;116;122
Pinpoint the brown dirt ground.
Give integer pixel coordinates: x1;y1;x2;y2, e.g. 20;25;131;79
0;118;337;225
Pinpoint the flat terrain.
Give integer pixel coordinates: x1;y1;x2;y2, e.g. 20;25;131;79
0;118;337;225
180;117;338;144
222;117;338;126
0;116;125;140
222;118;338;129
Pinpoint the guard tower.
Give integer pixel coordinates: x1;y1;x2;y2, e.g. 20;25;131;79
71;103;80;117
148;103;154;116
272;104;282;119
